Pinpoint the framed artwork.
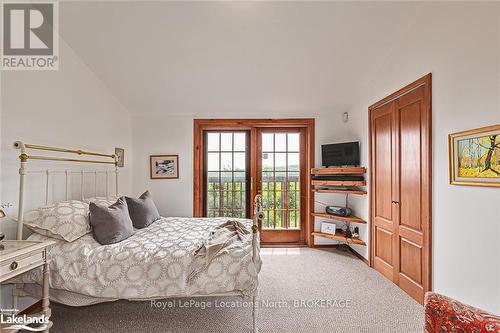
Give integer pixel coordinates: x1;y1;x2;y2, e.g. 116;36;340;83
449;124;500;187
115;148;125;167
150;155;179;179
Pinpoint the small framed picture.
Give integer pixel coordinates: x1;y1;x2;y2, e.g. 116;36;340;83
115;148;125;167
449;124;500;187
150;155;179;179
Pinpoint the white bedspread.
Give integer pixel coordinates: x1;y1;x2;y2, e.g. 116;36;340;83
19;217;261;306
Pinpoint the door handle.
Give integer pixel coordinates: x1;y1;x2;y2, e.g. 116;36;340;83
392;201;400;204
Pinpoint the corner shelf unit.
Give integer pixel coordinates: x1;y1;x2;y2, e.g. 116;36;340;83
311;167;366;175
311;180;366;187
312;232;366;246
310;212;366;224
312;188;367;195
310;166;367;247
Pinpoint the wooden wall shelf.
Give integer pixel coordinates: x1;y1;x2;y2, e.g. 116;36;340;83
311;180;366;187
311;167;366;175
311;212;366;224
312;188;367;195
312;231;366;246
311;165;368;250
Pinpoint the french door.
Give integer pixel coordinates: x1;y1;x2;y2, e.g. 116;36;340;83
256;128;306;244
195;120;314;246
203;131;250;218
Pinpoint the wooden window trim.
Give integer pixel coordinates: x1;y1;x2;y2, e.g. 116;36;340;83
193;118;315;246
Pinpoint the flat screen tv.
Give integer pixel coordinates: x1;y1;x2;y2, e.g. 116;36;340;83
321;141;360;167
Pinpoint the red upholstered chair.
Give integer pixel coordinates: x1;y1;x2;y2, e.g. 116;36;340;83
425;292;500;333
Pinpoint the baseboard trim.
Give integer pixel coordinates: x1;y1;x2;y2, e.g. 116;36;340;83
312;244;340;248
347;246;370;266
261;243;308;248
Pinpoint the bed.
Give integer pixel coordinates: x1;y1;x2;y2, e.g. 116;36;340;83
20;217;261;306
8;141;263;332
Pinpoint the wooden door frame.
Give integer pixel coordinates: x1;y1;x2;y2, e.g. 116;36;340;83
368;73;432;294
193;118;315;246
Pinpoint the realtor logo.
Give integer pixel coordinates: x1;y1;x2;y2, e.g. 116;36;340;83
1;1;59;70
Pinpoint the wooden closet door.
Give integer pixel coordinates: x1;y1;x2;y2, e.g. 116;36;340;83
394;85;431;303
370;74;432;304
371;101;398;282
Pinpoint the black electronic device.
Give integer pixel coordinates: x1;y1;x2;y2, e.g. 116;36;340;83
325;206;352;217
312;175;364;181
321;141;360;167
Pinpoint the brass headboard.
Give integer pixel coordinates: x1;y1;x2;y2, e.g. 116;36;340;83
13;141;119;240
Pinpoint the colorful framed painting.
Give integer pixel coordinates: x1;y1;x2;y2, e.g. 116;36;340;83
150;155;179;179
449;124;500;187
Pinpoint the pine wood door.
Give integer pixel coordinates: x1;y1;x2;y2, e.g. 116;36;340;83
193;119;315;246
371;101;397;282
256;128;307;245
370;74;432;304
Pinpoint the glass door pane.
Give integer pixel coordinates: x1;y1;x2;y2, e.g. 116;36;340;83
205;131;249;218
261;132;301;230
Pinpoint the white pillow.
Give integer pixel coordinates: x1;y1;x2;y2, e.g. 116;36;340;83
24;200;91;242
83;196;119;206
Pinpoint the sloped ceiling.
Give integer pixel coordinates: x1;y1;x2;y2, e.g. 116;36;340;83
59;1;424;115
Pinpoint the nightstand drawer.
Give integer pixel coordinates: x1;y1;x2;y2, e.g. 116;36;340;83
0;250;44;280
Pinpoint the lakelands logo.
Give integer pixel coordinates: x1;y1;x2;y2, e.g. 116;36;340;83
1;1;59;70
1;313;50;331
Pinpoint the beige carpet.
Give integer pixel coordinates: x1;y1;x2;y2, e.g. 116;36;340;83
49;248;423;332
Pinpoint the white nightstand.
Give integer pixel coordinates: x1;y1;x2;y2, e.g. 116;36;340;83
0;240;55;332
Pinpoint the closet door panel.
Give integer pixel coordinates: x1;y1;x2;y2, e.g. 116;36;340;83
371;103;396;281
396;86;426;303
399;90;423;232
400;238;422;283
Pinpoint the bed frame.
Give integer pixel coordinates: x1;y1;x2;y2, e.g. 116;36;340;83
13;141;263;332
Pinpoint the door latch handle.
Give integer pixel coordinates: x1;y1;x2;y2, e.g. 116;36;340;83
392;201;400;204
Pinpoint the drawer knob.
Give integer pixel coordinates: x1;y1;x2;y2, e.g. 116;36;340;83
10;261;18;270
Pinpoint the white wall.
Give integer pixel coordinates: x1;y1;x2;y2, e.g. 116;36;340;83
131;114;193;217
0;38;133;237
0;71;3;207
345;2;500;313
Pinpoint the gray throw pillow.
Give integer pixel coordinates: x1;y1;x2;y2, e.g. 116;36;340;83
89;197;135;245
125;191;160;229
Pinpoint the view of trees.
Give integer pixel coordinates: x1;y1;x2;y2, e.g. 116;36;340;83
261;176;300;229
206;131;301;228
206;176;301;229
458;134;500;177
207;180;246;218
